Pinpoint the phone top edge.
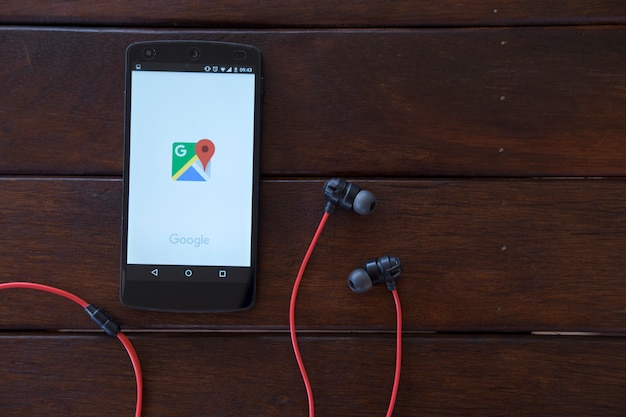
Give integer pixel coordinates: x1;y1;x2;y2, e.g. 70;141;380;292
126;40;262;57
126;40;262;74
127;40;261;49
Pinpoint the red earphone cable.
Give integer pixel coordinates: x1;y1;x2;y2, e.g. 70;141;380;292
290;213;403;417
0;281;143;417
387;289;402;417
290;211;330;417
0;281;90;308
117;331;144;417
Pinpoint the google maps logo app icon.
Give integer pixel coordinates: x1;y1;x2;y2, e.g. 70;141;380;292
171;139;215;182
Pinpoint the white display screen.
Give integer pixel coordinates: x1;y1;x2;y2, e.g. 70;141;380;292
126;70;256;267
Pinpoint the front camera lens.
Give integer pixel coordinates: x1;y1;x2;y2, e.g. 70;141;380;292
142;47;156;60
232;50;247;60
187;47;201;60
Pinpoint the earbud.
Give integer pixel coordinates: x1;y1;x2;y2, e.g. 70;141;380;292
348;256;402;293
323;177;377;215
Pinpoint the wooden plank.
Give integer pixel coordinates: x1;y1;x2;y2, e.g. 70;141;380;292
2;27;626;176
0;333;625;416
1;1;626;27
1;178;625;332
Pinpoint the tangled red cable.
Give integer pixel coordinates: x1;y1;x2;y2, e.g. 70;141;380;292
289;213;403;416
0;282;143;417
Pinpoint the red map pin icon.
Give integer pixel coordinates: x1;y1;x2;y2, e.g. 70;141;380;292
195;139;215;171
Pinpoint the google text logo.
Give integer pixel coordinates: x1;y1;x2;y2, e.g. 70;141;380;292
169;233;210;248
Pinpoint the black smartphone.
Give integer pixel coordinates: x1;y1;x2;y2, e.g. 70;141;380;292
120;41;262;312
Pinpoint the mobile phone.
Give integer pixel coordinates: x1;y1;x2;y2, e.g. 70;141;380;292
120;41;262;312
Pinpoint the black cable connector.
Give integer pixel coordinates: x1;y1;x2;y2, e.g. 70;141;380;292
85;304;121;337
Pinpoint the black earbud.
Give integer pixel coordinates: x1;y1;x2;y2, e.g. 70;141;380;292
348;256;402;293
323;177;377;215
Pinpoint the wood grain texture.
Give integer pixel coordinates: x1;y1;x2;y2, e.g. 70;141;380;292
2;27;626;176
1;178;625;332
1;334;625;417
1;1;626;27
2;3;626;416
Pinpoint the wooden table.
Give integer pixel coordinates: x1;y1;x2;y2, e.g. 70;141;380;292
1;2;626;415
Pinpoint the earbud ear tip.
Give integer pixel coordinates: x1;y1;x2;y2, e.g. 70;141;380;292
348;268;373;293
352;190;377;215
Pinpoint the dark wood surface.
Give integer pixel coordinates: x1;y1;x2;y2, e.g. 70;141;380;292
2;1;626;27
3;334;626;417
1;2;626;416
1;178;626;333
3;27;626;177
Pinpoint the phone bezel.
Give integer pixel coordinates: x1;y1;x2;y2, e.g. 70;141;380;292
120;41;262;312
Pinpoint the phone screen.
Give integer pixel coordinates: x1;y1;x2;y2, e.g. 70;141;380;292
128;70;255;267
121;42;261;311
